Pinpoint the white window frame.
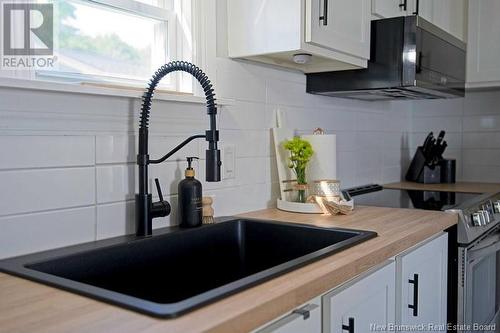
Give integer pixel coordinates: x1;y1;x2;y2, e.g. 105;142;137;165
0;0;219;103
2;0;198;94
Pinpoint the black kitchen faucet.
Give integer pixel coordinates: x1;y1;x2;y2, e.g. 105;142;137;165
135;61;221;237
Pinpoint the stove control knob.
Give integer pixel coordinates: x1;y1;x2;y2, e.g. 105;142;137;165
482;203;493;216
494;201;500;214
482;210;491;224
472;212;482;226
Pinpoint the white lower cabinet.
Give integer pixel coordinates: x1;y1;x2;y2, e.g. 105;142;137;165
255;297;321;333
396;233;448;332
323;261;396;333
256;233;448;333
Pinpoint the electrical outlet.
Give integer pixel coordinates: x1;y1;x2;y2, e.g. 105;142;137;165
221;144;235;180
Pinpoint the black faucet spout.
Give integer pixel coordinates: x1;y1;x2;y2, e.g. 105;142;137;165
135;61;221;237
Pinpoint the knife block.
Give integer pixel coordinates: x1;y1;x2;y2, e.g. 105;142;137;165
405;147;442;184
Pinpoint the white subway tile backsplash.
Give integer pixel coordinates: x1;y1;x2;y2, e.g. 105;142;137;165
266;80;317;108
335;131;358;152
463;90;500;116
96;161;185;204
0;167;95;216
336;151;357;188
216;64;266;102
0;135;94;170
463;132;500;149
356;132;384;150
220;129;272;157
97;201;134;239
463;115;500;132
220;101;272;130
149;161;187;196
380;132;411;149
382;166;403;183
96;135;135;164
462;149;500;166
412;116;462;133
411;98;464;117
205;182;277;216
0;207;95;259
462;165;500;182
95;135;199;164
411;89;500;183
356;149;383;175
96;165;135;204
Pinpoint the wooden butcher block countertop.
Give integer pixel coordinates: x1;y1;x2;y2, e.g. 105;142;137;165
0;207;457;333
384;181;500;194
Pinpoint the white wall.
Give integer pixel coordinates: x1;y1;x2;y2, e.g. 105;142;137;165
410;89;500;182
0;58;412;259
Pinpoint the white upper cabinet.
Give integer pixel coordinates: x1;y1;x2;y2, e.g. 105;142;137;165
396;233;448;331
372;0;466;41
305;0;371;60
372;0;408;19
227;0;371;73
418;0;466;41
466;0;500;88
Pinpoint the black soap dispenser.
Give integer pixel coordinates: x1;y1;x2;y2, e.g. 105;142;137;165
178;157;202;228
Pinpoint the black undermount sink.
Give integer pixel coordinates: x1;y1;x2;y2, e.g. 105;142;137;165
0;218;376;317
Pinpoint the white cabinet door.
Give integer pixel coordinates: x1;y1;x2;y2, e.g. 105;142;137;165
407;0;465;41
397;233;448;331
372;0;406;19
430;0;465;41
467;0;500;87
323;261;396;333
411;0;433;21
306;0;371;60
255;297;321;333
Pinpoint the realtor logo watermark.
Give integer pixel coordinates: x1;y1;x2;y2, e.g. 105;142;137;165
1;1;57;69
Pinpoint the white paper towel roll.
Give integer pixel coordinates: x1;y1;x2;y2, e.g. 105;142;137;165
302;134;337;182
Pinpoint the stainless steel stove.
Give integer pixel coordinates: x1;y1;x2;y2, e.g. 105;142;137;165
345;185;500;331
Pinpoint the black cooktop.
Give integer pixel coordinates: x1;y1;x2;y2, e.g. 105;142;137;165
346;185;480;211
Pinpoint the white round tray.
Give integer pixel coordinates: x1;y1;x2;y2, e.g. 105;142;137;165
276;198;323;214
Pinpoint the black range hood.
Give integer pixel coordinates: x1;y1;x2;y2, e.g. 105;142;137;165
306;16;466;101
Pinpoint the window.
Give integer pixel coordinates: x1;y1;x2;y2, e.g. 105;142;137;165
3;0;194;93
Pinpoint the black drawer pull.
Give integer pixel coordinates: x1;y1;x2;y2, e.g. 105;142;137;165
342;317;354;333
408;273;419;316
292;308;310;320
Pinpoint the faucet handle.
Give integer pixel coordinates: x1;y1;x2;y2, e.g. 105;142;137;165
154;178;164;202
151;178;170;219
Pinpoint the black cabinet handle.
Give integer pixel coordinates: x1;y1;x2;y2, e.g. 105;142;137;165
416;51;423;73
413;0;420;15
408;273;419;317
342;317;355;333
319;0;328;25
399;0;407;11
